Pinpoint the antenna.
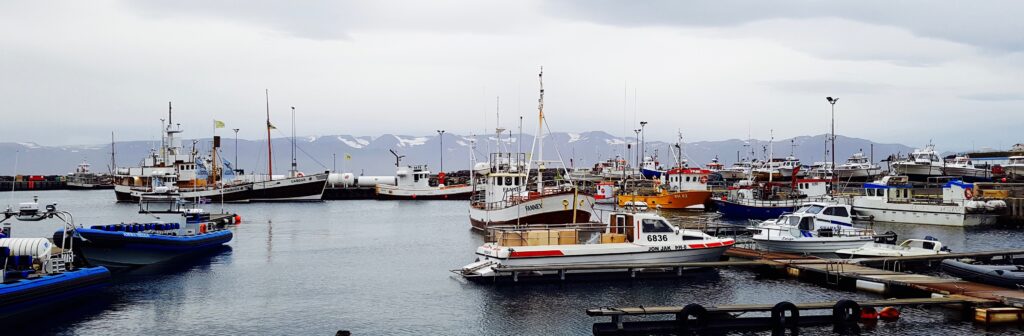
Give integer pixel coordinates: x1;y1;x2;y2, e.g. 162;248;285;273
389;149;405;168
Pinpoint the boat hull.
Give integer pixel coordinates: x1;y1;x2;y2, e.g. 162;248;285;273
640;168;664;179
713;199;797;220
752;237;873;254
68;229;233;269
375;184;473;200
852;197;998;226
469;193;595;231
941;259;1024;289
617;191;711;209
0;266;110;320
114;174;327;203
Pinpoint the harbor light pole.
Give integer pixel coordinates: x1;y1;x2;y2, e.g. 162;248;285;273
640;121;648;163
826;97;839;181
436;129;445;172
232;128;240;173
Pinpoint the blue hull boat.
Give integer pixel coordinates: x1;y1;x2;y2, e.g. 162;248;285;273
640;168;664;179
713;199;795;220
0;266;111;320
64;224;233;270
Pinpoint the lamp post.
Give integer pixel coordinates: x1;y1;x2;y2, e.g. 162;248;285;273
826;97;839;181
436;130;445;172
640;121;648;164
232;128;240;173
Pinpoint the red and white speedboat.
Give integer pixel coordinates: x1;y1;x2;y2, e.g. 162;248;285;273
459;208;734;281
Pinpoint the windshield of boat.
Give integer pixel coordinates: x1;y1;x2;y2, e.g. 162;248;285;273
642;219;675;233
796;205;824;214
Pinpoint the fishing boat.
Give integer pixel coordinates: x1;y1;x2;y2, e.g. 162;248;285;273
65;161;113;190
639;156;664;179
805;161;833;179
468;69;594;231
718;160;757;180
834;152;881;181
835;237;950;258
113;102;328;203
594;181;617;204
713;178;832;220
60;209;234;270
617;168;712;210
749;203;874;253
458;206;734;281
942;155;992;182
0;200;111;320
851;176;1003;226
705;157;724;173
941;259;1024;289
375;151;472;200
596;157;640;180
892;144;944;181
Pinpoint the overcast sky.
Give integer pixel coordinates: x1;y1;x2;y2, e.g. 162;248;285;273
1;1;1021;151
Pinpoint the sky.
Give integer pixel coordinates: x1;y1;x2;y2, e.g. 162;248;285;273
1;0;1022;151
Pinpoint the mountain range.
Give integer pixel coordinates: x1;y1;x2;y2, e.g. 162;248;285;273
0;131;918;176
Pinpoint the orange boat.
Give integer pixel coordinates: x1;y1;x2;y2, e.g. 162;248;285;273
617;168;712;209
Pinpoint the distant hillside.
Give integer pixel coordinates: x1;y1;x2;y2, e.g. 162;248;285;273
0;132;914;176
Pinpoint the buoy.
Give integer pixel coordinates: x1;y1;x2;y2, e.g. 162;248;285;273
234;214;242;224
964;188;974;200
412;194;417;199
860;307;878;320
443;195;448;199
199;223;207;234
878;307;900;322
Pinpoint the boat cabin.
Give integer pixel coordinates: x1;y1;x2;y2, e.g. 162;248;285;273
789;202;854;227
664;168;710;191
490;210;714;246
395;165;433;189
706;157;724;171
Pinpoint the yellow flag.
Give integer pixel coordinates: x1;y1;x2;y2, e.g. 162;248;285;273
344;153;352;160
214;120;225;128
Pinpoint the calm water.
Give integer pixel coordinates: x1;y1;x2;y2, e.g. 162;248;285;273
5;190;1023;335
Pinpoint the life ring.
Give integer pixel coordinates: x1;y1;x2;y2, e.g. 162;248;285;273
964;188;974;200
699;176;708;184
296;172;305;177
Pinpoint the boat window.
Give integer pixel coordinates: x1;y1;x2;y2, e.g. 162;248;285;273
823;207;849;217
642;219;675;233
803;205;824;214
682;235;705;241
787;216;801;226
798;217;813;231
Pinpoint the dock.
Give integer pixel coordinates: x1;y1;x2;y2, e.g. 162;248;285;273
590;297;977;335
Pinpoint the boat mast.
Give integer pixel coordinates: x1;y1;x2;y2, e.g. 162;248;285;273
768;130;774;183
109;131;116;175
290;106;297;178
265;89;274;180
536;67;545;192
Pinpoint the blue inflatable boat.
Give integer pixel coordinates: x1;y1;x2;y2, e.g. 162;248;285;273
62;222;233;270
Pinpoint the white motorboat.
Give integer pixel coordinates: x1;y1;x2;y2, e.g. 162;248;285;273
892;144;944;181
749;203;875;253
834;152;881;181
594;181;617;204
835;238;951;258
851;176;1004;226
942;155;992;182
1005;156;1024;179
718;160;756;180
458;208;734;281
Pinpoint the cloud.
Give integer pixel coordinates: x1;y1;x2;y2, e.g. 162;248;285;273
764;80;892;95
960;93;1024;102
546;0;1024;53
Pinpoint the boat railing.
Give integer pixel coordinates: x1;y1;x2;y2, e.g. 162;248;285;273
484;222;625;245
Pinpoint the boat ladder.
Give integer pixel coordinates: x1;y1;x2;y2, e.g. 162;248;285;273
824;261;844;286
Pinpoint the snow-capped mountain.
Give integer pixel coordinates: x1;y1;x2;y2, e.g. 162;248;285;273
0;131;914;175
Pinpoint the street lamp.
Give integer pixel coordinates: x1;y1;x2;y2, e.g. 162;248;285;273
232;128;240;173
436;130;445;172
826;97;839;181
640;121;648;164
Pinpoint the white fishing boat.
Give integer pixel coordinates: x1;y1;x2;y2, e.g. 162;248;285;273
468;69;595;231
718;160;756;180
892;144;944;181
749;202;874;253
834;152;881;181
594;181;617;204
851;176;1004;226
458;207;734;281
805;161;834;180
942;155;992;182
375;150;472;200
835;237;950;258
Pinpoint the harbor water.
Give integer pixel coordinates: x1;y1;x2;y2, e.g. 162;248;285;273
8;190;1024;335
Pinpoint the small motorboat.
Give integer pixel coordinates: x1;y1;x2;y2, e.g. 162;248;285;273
1;200;111;321
835;237;951;258
749;203;875;254
941;259;1024;289
61;208;234;270
458;205;734;281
